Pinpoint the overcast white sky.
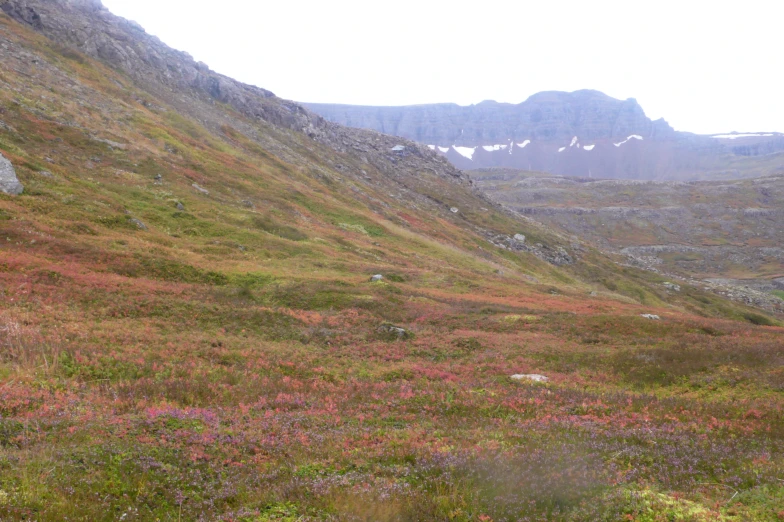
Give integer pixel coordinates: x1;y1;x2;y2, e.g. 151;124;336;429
101;0;782;134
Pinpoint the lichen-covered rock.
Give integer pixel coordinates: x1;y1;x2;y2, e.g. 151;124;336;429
0;153;23;195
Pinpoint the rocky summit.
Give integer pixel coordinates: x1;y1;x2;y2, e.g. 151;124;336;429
306;91;784;181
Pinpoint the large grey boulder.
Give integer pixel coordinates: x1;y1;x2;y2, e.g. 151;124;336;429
0;153;23;195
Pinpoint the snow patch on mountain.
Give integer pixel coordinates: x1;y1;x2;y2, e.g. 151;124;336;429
453;146;477;160
614;135;644;147
711;133;775;139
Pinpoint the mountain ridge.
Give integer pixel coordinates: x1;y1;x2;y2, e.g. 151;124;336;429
305;92;784;181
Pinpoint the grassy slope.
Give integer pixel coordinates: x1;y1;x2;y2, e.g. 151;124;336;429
1;14;784;521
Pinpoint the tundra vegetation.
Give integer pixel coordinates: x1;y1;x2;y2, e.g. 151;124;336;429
0;11;783;522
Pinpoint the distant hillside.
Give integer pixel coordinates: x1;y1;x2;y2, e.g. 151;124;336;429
472;168;784;311
305;92;784;181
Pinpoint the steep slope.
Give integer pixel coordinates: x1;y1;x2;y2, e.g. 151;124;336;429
1;2;784;520
306;93;784;181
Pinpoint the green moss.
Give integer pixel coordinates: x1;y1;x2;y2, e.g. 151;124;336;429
252;214;307;241
743;311;778;326
110;256;229;285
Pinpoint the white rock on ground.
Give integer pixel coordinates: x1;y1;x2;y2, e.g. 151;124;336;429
0;152;23;195
641;314;661;320
510;374;549;382
370;274;383;282
192;183;209;195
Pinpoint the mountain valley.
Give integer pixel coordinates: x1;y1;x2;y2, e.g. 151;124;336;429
0;1;782;520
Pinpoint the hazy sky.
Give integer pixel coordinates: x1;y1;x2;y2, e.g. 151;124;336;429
100;0;782;134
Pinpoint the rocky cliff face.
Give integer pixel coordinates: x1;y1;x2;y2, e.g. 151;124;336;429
306;93;784;181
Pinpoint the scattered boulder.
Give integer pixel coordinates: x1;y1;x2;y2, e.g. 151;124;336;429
640;314;661;320
391;145;405;152
129;218;147;230
510;374;549;383
450;207;459;213
370;274;383;282
92;136;127;150
0;152;23;195
513;233;526;243
663;282;681;292
192;183;209;195
176;202;185;211
377;324;411;340
773;278;784;291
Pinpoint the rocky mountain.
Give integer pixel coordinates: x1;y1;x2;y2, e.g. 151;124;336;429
306;92;784;181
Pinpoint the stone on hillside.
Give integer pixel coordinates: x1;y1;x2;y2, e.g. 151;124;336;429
663;282;681;292
391;145;405;152
513;233;526;243
192;183;209;195
450;207;459;213
641;314;661;320
370;274;383;282
378;324;411;340
129;218;147;230
0;153;23;195
176;202;185;210
510;374;549;382
773;278;784;290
